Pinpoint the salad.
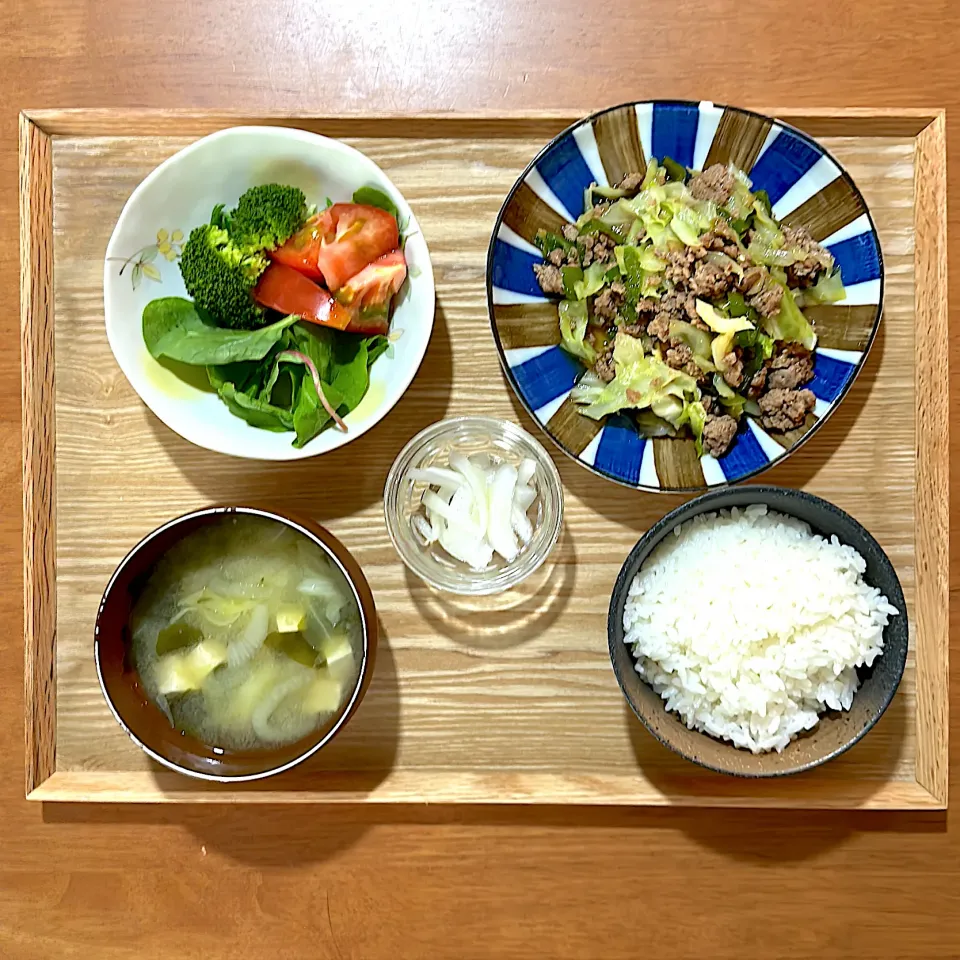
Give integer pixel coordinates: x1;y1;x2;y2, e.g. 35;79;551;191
143;183;408;447
532;158;846;458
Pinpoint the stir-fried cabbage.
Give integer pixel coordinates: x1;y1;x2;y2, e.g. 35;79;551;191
570;333;700;420
573;262;615;300
805;269;847;304
558;300;597;364
760;284;818;351
532;154;842;459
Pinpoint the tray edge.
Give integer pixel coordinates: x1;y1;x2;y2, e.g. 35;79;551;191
20;112;57;797
23;108;949;808
27;770;947;810
911;113;950;806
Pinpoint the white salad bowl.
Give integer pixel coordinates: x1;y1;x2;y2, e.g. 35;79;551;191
104;125;435;460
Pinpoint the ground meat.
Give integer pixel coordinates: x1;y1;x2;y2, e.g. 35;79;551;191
593;282;625;322
636;297;659;319
767;345;814;391
665;247;702;285
666;345;708;382
658;291;700;324
688;164;735;205
547;248;564;266
702;414;738;458
647;313;671;342
594;346;616;383
759;388;816;432
648;290;701;342
689;260;737;298
701;219;741;258
721;352;744;389
564;246;582;267
739;264;783;317
782;225;835;287
747;365;768;399
749;282;783;318
561;224;579;242
665;343;694;370
533;263;564;296
740;265;765;294
581;232;616;267
701;395;715;415
616;171;645;194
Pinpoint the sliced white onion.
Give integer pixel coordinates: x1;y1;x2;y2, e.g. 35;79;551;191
487;464;519;561
430;485;457;511
439;524;494;570
511;504;534;544
469;452;494;472
227;604;269;668
518;458;536;486
412;514;436;545
406;449;541;572
422;489;482;535
408;466;464;488
514;485;537;511
449;452;490;535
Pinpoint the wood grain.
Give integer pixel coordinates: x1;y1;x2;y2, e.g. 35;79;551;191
19;115;56;796
2;3;960;956
23;118;943;808
912;113;950;804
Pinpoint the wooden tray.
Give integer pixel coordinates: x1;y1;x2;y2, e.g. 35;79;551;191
21;108;949;807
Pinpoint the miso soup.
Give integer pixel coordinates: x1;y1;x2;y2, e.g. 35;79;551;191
130;515;363;751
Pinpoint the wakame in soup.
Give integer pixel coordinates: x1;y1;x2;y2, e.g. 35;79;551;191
130;515;363;751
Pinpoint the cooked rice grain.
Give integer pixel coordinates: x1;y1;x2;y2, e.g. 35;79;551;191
622;505;899;753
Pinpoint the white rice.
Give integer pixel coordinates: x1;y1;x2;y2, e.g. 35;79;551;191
622;504;899;753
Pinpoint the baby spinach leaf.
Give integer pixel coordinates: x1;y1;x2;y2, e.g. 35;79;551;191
292;375;344;448
352;186;399;220
143;298;298;365
290;322;336;382
329;336;373;411
216;380;295;432
366;335;390;365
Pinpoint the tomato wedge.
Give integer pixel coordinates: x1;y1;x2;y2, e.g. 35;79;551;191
314;204;399;290
333;249;408;335
270;203;400;290
252;262;351;330
254;248;407;335
269;217;325;281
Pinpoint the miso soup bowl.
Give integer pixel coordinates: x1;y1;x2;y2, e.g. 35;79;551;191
95;505;378;782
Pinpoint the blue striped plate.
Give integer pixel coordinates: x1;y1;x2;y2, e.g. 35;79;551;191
486;101;884;492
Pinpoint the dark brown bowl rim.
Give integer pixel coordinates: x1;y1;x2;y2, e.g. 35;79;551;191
607;485;909;777
95;505;374;783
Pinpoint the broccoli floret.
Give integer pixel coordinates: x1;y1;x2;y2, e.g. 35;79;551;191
178;224;269;330
227;183;308;251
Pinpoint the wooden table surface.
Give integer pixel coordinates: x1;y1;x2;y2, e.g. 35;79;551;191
2;2;958;957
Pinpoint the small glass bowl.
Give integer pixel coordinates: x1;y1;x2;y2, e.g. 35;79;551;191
384;417;564;595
